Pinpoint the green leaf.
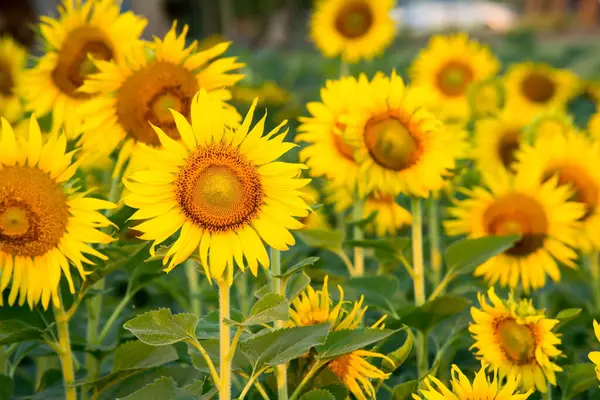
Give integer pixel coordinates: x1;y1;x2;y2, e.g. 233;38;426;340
124;309;198;346
274;257;320;278
297;229;344;252
87;242;151;286
299;389;336;400
347;237;411;265
383;327;414;373
195;310;244;340
445;235;520;275
244;293;289;326
392;380;418;400
239;323;330;371
112;341;179;372
316;328;395;360
399;295;470;332
285;271;311;301
117;377;177;400
346;210;378;228
555;308;582;329
0;374;12;400
0;320;42;345
557;363;598;400
342;275;400;317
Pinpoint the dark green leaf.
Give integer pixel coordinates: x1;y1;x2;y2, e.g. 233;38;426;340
558;363;598;400
399;295;470;332
117;377;177;400
445;235;519;275
299;389;336;400
285;271;311;301
87;243;151;286
0;374;12;400
555;308;582;329
124;309;197;346
392;380;418;400
316;328;395;360
274;257;320;278
244;293;289;326
239;324;330;371
342;275;400;317
195;310;244;340
297;229;344;252
253;283;271;299
112;341;179;372
383;327;414;373
0;320;42;345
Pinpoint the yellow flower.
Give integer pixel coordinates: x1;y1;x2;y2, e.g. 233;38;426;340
0;116;115;309
524;110;576;143
588;320;600;381
468;78;505;119
470;288;563;393
515;130;600;251
413;364;532;400
410;33;500;120
444;170;584;291
0;36;26;123
22;0;147;136
345;71;462;197
297;75;367;191
123;90;310;285
504;62;579;116
328;350;392;400
77;22;244;176
589;112;600;139
310;0;395;63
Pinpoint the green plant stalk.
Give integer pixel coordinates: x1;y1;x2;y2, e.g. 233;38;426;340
289;360;326;400
428;194;442;287
185;259;202;316
271;247;289;400
97;294;131;344
55;304;77;400
340;59;349;78
188;339;220;388
238;367;268;400
411;198;428;381
218;280;231;400
236;270;250;316
588;251;600;311
352;198;365;276
0;346;7;376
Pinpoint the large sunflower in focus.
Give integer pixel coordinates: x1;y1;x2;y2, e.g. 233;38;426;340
78;22;244;175
310;0;395;63
124;90;310;285
0;117;115;309
0;36;26;123
345;71;462;197
22;0;147;136
470;288;562;393
515;131;600;251
445;171;583;291
504;62;578;116
410;33;500;120
413;364;532;400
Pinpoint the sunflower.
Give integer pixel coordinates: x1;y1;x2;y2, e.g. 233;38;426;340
504;62;579;116
468;78;505;119
515;131;600;251
589;112;600;139
21;0;147;136
297;75;366;191
444;170;584;291
310;0;395;63
299;185;330;230
327;350;392;400
344;71;461;198
470;288;563;393
472;109;529;177
588;320;600;381
410;33;500;121
0;116;115;309
0;36;26;123
123;90;310;285
77;22;244;175
413;364;532;400
524;110;576;143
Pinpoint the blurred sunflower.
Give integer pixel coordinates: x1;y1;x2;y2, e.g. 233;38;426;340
515;131;600;251
468;78;505;119
310;0;395;63
472;109;529;177
124;90;310;285
297;75;365;191
345;71;461;197
589;320;600;381
0;116;115;309
524;110;576;143
445;171;584;291
78;22;244;175
22;0;147;136
589;112;600;138
504;62;578;116
410;33;500;120
413;364;532;400
0;36;26;123
470;288;562;393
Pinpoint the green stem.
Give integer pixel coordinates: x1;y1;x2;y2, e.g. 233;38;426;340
189;339;221;388
340;60;349;77
289;360;326;400
227;326;244;364
236;271;250;316
85;279;104;383
238;367;267;400
428;272;456;302
185;260;202;316
219;281;231;400
588;251;600;311
0;346;7;376
411;198;428;381
97;295;131;344
352;199;364;276
336;250;356;276
271;248;288;400
427;194;442;287
55;304;77;400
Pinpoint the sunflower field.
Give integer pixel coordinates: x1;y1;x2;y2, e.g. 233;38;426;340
2;0;600;399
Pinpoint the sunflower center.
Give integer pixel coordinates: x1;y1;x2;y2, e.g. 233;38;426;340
484;193;548;257
544;165;598;220
328;354;351;379
52;26;114;99
0;61;14;96
522;72;556;104
437;61;474;96
335;1;373;39
498;130;521;170
333;123;355;162
364;115;420;171
117;61;200;147
0;166;69;257
496;318;537;364
175;143;263;233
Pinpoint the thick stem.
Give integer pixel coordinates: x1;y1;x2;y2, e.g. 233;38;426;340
55;305;77;400
185;260;202;316
271;248;288;400
218;281;231;400
427;194;442;287
411;198;428;381
352;199;365;276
